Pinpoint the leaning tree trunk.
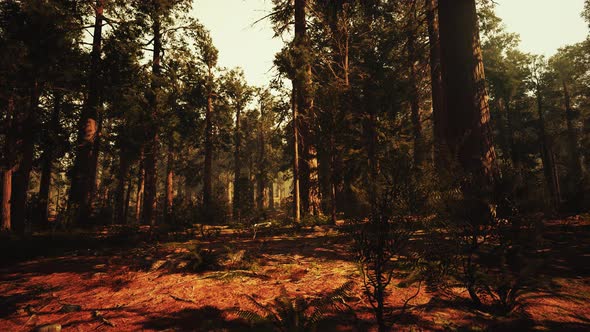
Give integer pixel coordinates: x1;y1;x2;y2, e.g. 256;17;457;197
438;0;499;184
70;0;104;224
142;15;161;226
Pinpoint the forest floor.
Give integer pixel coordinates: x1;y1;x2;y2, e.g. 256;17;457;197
0;216;589;332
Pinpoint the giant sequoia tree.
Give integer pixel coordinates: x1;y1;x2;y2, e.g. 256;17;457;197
438;0;498;183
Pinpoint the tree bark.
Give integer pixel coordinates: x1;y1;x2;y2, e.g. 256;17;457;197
562;80;583;181
438;0;499;183
233;102;242;221
426;0;447;173
164;149;174;222
38;93;62;226
142;13;161;226
70;0;104;223
12;83;40;235
114;148;130;224
292;85;301;223
1;95;15;231
536;90;561;210
295;0;321;216
203;67;214;210
407;2;425;169
135;155;145;224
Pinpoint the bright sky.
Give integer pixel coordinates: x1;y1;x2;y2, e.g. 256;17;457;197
190;0;589;87
494;0;587;56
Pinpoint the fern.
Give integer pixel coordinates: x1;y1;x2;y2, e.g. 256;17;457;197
230;282;354;332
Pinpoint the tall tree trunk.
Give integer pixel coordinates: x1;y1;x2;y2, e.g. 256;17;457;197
292;85;301;223
1;95;15;231
123;176;132;224
426;0;447;173
257;100;266;212
233;103;242;221
438;0;499;183
135;155;145;224
203;67;214;210
295;0;321;216
536;91;561;210
143;14;161;226
504;96;519;167
407;2;424;169
114;148;130;224
12;84;40;235
70;0;104;224
562;80;583;181
164;149;174;222
38;93;62;226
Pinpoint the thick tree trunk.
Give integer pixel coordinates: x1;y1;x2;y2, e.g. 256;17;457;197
426;0;447;173
295;0;321;216
438;0;499;183
70;0;104;223
164;149;174;222
143;15;161;226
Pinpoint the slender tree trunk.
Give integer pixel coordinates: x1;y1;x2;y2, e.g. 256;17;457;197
269;182;275;210
536;91;561;210
135;156;145;224
38;93;62;226
562;80;583;181
257;100;266;212
123;176;132;224
407;3;424;169
438;0;499;183
426;0;447;173
165;149;174;222
203;67;214;210
143;15;161;226
233;104;242;221
292;86;301;223
70;0;104;224
1;95;15;231
12;83;40;235
114;149;130;224
504;96;519;167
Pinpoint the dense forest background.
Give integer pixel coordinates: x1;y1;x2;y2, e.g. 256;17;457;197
1;0;589;232
1;0;590;331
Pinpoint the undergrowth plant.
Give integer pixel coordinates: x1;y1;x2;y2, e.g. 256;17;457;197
233;282;354;332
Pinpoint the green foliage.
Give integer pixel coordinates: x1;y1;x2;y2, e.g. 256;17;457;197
233;282;354;332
